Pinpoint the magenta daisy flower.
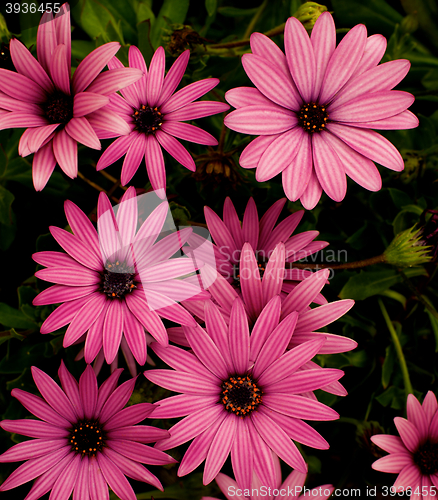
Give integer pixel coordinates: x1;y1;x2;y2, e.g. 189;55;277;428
0;362;174;498
203;461;334;500
371;392;438;492
224;12;418;208
0;4;143;191
187;196;328;285
95;45;229;195
33;187;206;367
145;296;343;487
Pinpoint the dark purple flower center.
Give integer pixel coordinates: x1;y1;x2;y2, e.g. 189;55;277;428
69;419;105;457
413;441;438;475
132;104;163;134
221;375;262;417
298;102;329;133
102;260;136;298
0;43;15;72
43;92;74;125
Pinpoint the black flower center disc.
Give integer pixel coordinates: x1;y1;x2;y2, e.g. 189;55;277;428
102;260;136;298
221;375;262;417
413;441;438;475
69;420;105;457
43;92;74;124
298;102;329;133
133;105;163;134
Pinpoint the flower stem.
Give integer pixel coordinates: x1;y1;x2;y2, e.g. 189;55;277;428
207;22;285;50
378;298;414;397
243;0;268;40
287;254;387;269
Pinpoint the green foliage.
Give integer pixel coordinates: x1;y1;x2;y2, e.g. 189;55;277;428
339;267;427;300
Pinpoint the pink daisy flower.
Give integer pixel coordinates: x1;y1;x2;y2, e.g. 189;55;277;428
224;12;418;208
33;187;206;368
0;362;175;499
371;392;438;494
95;45;229;195
146;296;344;487
203;459;334;500
0;4;143;191
178;243;356;355
187;196;328;285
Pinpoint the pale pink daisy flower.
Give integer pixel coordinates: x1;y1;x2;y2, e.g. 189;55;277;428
146;296;344;487
0;4;143;191
95;45;229;196
371;392;438;494
224;12;418;208
203;455;334;500
0;362;174;499
33;187;207;367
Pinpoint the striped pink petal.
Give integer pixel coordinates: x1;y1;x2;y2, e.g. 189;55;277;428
53;129;78;178
146;46;165;107
9;38;53;93
73;42;121;94
157;49;190;107
32;140;57;191
319;24;367;104
73;92;109;117
284;17;316;103
50;44;70;95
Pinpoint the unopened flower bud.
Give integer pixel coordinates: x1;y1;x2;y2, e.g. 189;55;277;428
293;2;328;32
163;24;205;56
384;225;433;267
0;13;11;41
400;13;419;34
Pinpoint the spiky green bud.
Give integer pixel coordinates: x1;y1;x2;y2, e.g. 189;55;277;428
384;225;433;267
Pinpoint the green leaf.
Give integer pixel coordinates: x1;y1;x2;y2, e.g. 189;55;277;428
323;350;369;369
18;287;37;309
426;309;438;352
330;0;402;35
339;267;428;300
378;289;407;308
217;6;260;17
150;0;189;49
376;386;406;409
0;218;17;251
205;0;217;17
0;303;37;330
0;184;14;225
1;157;32;184
72;0;124;43
0;328;26;347
346;222;368;250
71;40;96;61
93;0;137;42
388;188;413;209
137;19;154;64
382;344;395;389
